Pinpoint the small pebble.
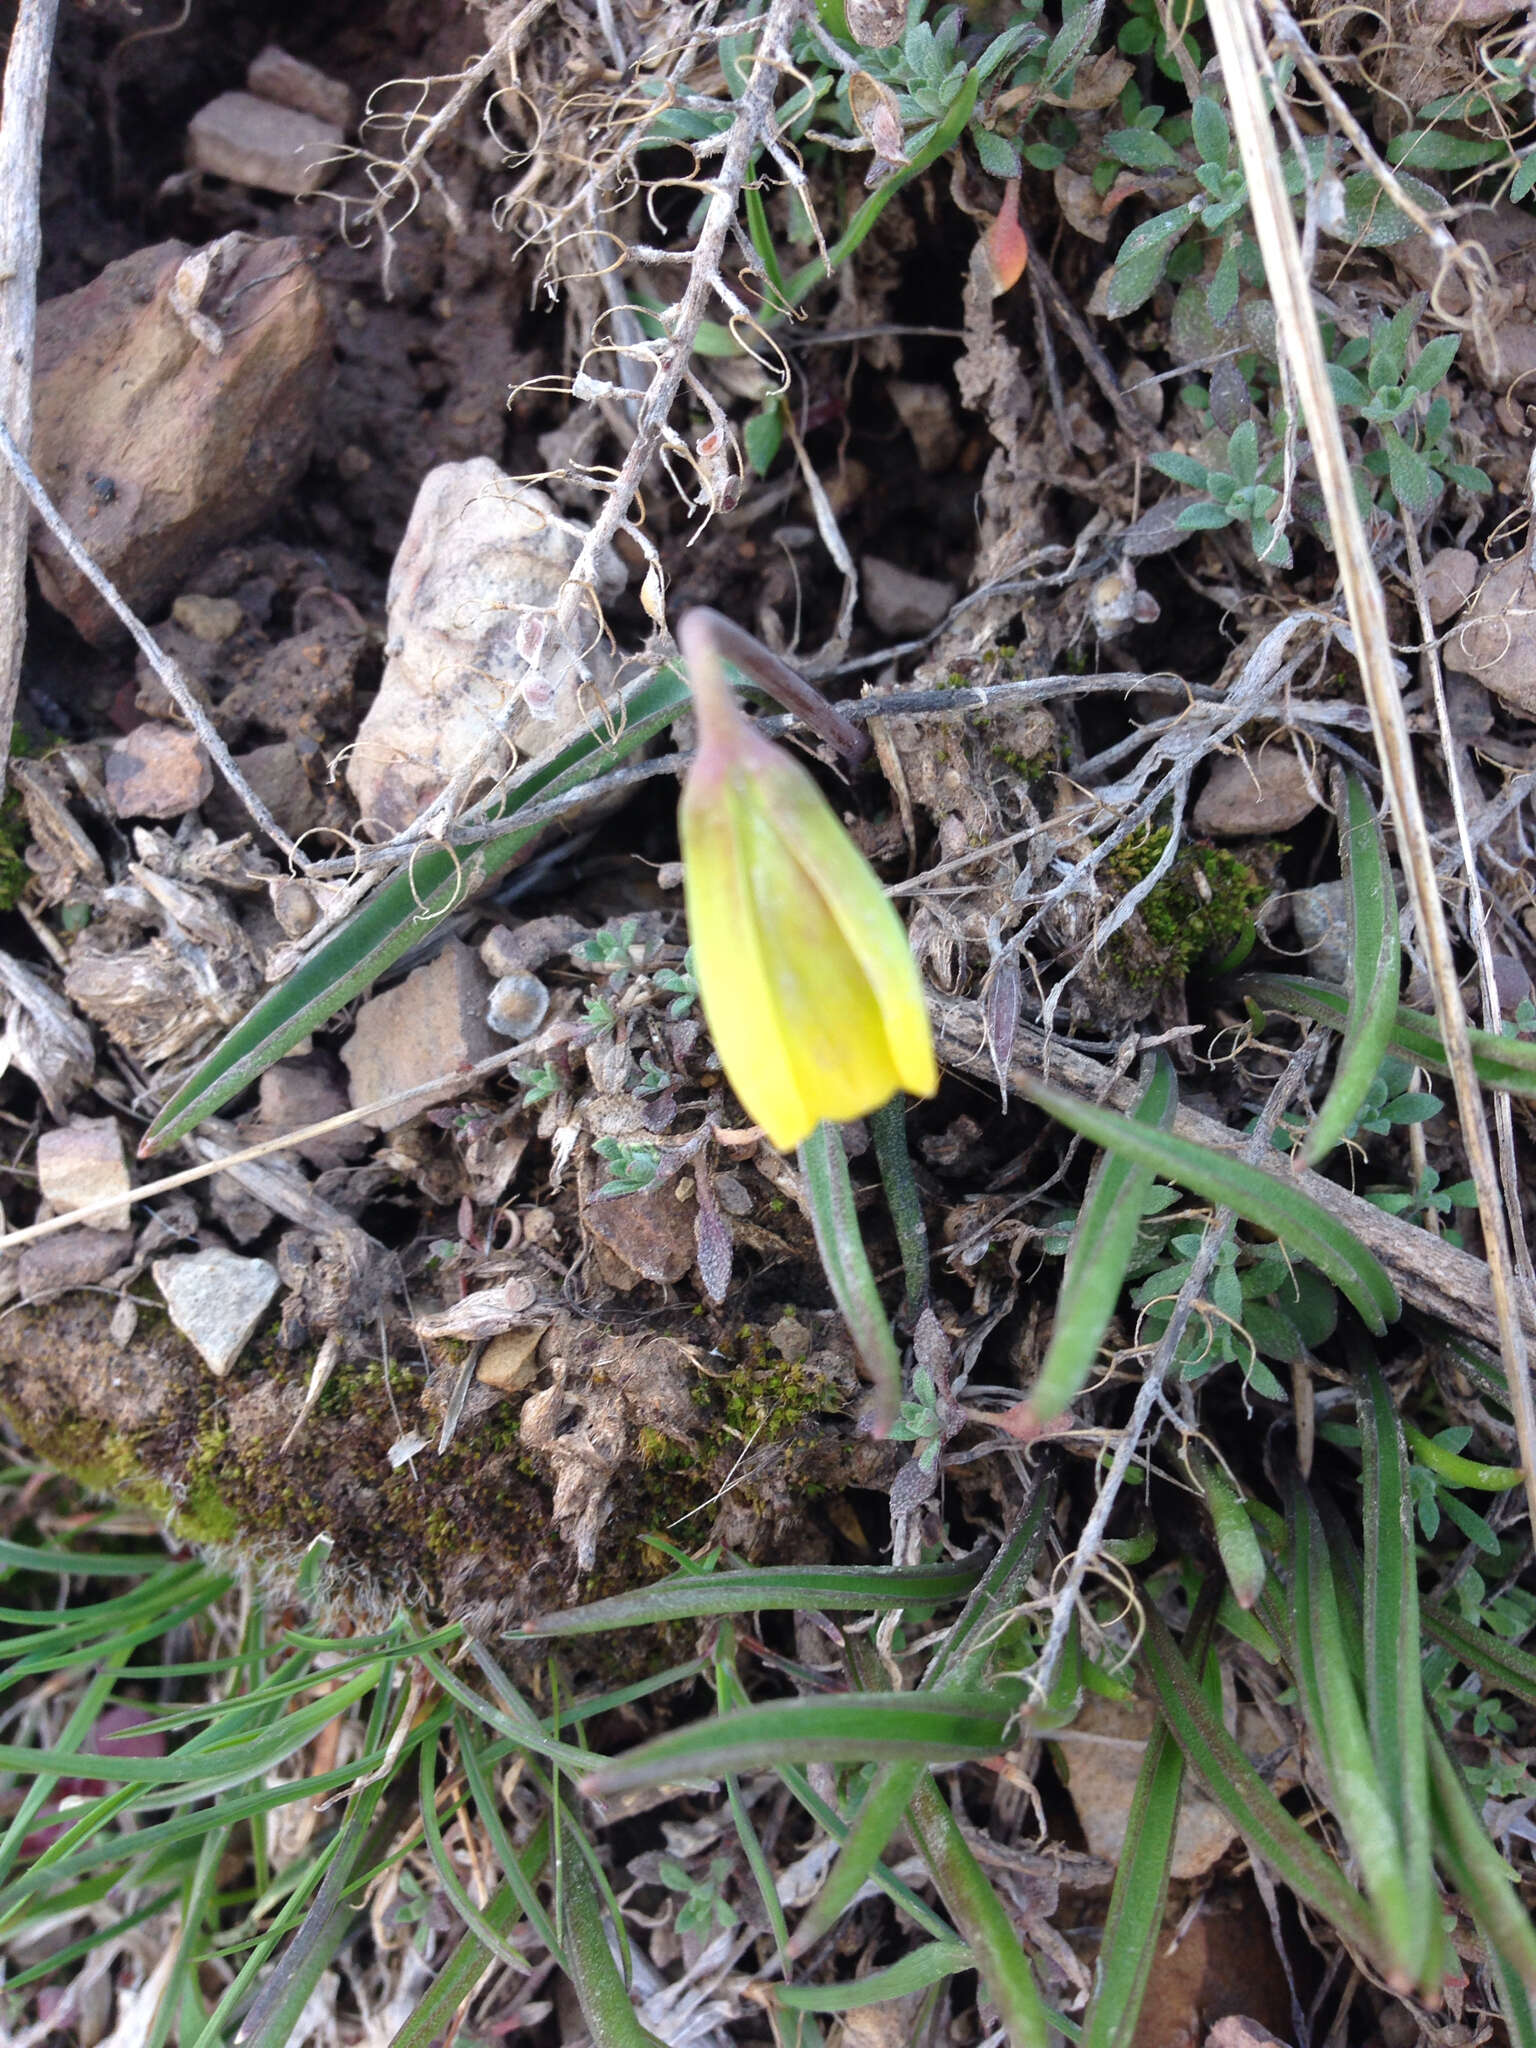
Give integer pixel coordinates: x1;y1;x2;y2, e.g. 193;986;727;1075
487;970;550;1042
172;593;244;644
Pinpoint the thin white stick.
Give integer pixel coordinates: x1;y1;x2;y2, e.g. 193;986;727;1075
0;0;62;788
1204;0;1536;1533
0;419;310;867
0;1047;522;1254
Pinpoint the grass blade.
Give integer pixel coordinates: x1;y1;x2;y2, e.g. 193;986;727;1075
516;1552;989;1636
1357;1359;1440;1991
1021;1072;1400;1333
1301;775;1401;1166
906;1775;1047;2048
776;1940;973;2013
1138;1595;1381;1958
386;1822;549;2048
141;668;692;1154
1239;974;1536;1098
1026;1055;1177;1424
787;1471;1056;1960
1084;1585;1220;2048
583;1691;1016;1797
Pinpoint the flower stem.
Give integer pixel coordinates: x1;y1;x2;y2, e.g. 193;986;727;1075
676;607;869;765
870;1096;928;1318
799;1120;902;1433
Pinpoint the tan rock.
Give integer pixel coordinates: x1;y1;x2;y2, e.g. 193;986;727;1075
172;593;244;643
1193;747;1320;836
247;45;353;129
480;915;588;977
582;1175;695;1287
187;92;342;197
37;1116;131;1231
1444;554;1536;713
104;724;214;819
347;461;625;837
886;380;960;472
31;238;331;642
478;1327;544;1394
340;939;499;1130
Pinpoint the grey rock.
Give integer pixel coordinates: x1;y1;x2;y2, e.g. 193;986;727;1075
1445;554;1536;714
247;45;353;129
480;915;589;976
187;92;342;198
153;1246;279;1376
487;970;550;1041
861;554;956;637
19;1227;136;1301
1289;880;1351;986
347;460;625;837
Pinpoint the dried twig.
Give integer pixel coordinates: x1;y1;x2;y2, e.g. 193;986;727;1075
0;420;312;867
0;0;62;788
1205;0;1536;1536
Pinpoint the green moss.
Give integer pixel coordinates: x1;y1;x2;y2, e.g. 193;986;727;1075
1104;827;1268;988
0;791;30;913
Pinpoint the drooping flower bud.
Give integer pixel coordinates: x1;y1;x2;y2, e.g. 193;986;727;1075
676;613;937;1151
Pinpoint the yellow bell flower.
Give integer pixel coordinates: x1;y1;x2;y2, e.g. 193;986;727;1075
676;612;938;1152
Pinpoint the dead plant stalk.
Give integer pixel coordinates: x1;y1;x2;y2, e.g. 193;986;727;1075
0;0;62;790
1203;0;1536;1531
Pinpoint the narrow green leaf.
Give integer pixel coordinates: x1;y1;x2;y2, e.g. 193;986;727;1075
790;1481;1055;1957
776;1941;974;2013
142;667;693;1154
782;72;982;311
386;1823;549;2048
1404;1422;1523;1492
1027;1056;1177;1423
1302;776;1400;1166
907;1775;1048;2048
1021;1074;1400;1333
1139;1597;1381;1958
516;1553;989;1637
1287;1481;1422;1988
1358;1361;1440;1991
1188;1448;1265;1609
1237;974;1536;1097
1084;1589;1220;2048
1421;1600;1536;1709
800;1120;902;1431
559;1825;668;2047
583;1692;1015;1796
1428;1725;1536;1988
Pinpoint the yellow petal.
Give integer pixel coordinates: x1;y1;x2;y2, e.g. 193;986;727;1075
750;743;939;1103
737;791;905;1132
679;767;815;1150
